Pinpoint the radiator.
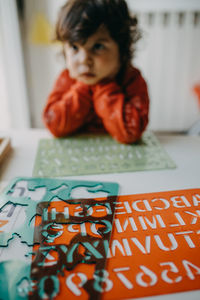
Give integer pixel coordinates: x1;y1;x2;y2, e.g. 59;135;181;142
128;0;200;131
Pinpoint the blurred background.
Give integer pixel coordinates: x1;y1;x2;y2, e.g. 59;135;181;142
0;0;200;132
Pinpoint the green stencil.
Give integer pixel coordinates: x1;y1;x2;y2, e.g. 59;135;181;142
0;261;31;300
33;131;176;177
0;178;119;299
0;177;119;246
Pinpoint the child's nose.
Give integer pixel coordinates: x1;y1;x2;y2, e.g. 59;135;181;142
79;49;92;66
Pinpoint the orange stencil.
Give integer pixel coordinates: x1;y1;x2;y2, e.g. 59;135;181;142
30;189;200;299
102;188;200;299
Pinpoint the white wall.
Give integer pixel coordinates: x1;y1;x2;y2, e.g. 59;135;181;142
23;0;66;128
0;33;10;129
0;0;30;129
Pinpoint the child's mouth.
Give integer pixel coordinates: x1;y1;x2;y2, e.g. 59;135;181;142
80;72;95;78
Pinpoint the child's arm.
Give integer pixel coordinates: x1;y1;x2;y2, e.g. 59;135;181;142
92;67;149;144
43;70;92;137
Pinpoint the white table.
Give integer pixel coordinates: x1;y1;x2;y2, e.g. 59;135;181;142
0;129;200;300
1;129;200;194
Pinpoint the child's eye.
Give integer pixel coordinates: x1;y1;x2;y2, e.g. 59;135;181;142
71;44;78;51
93;43;105;52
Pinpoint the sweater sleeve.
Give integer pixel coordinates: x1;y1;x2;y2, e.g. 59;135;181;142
43;70;93;137
92;68;149;144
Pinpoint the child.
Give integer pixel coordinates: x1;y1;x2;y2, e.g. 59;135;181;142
43;0;149;144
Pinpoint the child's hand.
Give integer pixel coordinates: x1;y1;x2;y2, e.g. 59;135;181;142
73;80;93;97
90;77;115;96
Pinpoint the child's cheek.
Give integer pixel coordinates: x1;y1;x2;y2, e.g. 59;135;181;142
68;68;78;80
68;57;79;79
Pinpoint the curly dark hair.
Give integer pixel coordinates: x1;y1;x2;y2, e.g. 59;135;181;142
55;0;140;70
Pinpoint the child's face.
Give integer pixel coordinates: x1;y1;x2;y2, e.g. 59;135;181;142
64;26;121;85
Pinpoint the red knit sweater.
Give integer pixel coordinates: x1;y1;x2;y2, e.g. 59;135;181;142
43;66;149;144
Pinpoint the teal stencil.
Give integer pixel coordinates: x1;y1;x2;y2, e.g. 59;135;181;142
0;177;119;299
32;132;176;177
0;177;119;246
0;261;31;300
